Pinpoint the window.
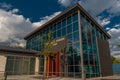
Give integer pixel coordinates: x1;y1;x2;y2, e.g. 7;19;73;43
67;25;72;34
62;27;66;36
57;29;61;37
73;31;79;42
67;34;72;43
62;19;66;27
73;13;78;21
57;22;61;29
73;22;78;32
67;16;72;25
74;42;80;53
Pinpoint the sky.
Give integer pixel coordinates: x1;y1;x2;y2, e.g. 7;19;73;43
0;0;120;56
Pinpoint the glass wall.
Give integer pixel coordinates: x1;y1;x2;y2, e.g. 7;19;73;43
26;12;82;78
80;13;109;78
6;56;35;75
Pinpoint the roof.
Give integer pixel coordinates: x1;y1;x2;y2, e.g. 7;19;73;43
0;46;39;54
24;3;111;40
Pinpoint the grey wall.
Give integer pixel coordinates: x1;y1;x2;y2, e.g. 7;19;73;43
97;38;113;76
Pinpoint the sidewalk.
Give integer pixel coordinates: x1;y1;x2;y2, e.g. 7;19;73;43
0;75;120;80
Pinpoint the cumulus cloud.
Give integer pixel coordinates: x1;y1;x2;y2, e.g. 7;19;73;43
0;6;61;47
107;1;120;15
0;9;34;47
108;27;120;53
97;16;111;26
79;0;118;16
32;11;61;27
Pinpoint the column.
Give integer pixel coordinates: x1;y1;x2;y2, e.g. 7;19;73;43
35;57;39;75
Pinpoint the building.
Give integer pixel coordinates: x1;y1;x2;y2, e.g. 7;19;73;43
24;3;112;78
0;46;40;75
0;3;112;79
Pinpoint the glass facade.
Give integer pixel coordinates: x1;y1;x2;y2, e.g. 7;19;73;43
26;10;109;78
80;13;108;78
26;12;82;78
6;56;35;75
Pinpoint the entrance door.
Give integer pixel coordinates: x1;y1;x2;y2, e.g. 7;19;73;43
52;59;55;75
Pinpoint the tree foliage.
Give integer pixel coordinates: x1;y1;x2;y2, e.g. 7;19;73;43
40;31;55;57
111;56;120;64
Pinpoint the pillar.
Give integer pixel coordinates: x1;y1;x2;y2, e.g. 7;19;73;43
35;57;39;75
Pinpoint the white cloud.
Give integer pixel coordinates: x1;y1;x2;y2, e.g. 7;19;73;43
79;0;118;16
0;8;61;47
32;11;61;27
114;24;120;28
106;27;110;30
100;19;110;26
0;9;34;47
108;28;120;52
97;16;110;26
10;9;19;14
58;0;78;7
107;1;120;15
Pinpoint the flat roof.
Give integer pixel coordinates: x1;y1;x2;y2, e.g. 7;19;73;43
0;46;39;54
24;3;111;40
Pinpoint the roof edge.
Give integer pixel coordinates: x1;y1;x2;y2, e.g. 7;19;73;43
24;3;111;40
24;3;80;40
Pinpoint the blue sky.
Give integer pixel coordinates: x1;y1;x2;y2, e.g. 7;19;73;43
0;0;120;56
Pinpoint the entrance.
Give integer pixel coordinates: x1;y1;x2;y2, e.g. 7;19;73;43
46;52;59;77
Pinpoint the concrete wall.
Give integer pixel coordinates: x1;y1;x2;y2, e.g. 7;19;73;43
0;55;7;77
35;57;39;75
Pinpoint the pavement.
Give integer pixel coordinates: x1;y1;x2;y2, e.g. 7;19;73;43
0;75;120;80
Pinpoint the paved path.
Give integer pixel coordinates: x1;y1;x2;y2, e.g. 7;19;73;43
0;75;120;80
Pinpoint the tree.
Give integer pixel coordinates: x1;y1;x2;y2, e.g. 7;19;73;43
111;56;120;64
111;56;116;63
40;31;55;79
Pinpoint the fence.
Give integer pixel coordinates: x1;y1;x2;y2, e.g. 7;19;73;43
112;64;120;74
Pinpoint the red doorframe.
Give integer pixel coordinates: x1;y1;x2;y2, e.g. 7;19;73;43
55;52;59;76
46;52;59;77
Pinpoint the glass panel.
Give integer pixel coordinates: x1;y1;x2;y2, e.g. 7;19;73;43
62;27;66;36
30;57;35;74
6;59;14;75
74;42;80;53
68;54;73;65
62;19;66;27
74;73;81;78
68;73;74;77
74;66;81;72
57;22;61;29
73;13;78;21
73;31;79;42
74;55;81;65
22;60;29;74
84;66;89;74
67;34;72;43
68;66;74;72
67;25;72;34
57;29;61;38
67;16;72;25
53;31;56;39
83;54;89;65
14;59;22;75
73;22;78;32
